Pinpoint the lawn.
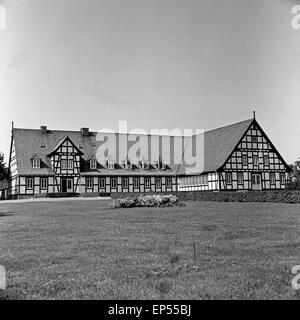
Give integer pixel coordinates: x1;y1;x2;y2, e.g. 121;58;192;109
0;199;299;300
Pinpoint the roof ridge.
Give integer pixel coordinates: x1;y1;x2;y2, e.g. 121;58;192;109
13;118;254;137
191;118;253;136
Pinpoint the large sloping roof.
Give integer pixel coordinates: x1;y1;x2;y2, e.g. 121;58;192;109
12;118;254;176
196;118;253;174
13;128;99;175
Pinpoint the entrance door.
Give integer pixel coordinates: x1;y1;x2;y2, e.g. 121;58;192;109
251;174;262;190
61;178;73;193
61;178;67;193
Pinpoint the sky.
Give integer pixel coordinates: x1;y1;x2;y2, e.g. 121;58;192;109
0;0;300;164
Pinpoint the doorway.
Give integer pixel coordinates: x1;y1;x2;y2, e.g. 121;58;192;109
61;178;73;193
251;174;262;191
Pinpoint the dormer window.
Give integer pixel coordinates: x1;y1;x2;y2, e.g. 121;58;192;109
108;161;115;169
140;159;149;170
123;159;131;169
90;159;97;170
155;158;165;170
32;158;40;169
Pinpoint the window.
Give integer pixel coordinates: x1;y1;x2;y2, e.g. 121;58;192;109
99;177;105;188
251;136;258;142
237;172;244;185
41;177;48;189
68;159;73;169
280;173;286;184
225;173;232;184
90;160;97;170
32;158;40;169
263;156;269;166
145;178;151;188
67;179;73;190
251;174;261;185
141;161;147;170
61;160;67;169
166;177;172;188
40;142;45;148
253;156;259;165
26;177;34;189
124;160;130;169
86;178;93;189
155;178;162;188
133;177;139;188
108;161;114;169
111;178;117;188
242;156;248;166
122;178;129;188
270;173;275;184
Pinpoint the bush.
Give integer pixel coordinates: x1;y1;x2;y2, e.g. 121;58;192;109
111;198;136;208
111;190;300;204
111;194;182;208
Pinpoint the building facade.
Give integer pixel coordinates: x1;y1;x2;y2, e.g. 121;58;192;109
8;117;291;199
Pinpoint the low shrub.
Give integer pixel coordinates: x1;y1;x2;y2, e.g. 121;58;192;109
111;198;136;208
111;194;182;208
111;190;300;204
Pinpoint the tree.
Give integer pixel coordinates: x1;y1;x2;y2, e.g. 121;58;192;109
0;152;8;180
288;159;300;189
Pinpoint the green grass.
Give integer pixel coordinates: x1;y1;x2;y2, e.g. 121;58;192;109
0;199;300;300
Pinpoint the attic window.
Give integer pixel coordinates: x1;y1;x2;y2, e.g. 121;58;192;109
141;160;149;170
90;160;97;170
108;161;115;169
32;158;40;169
124;159;131;169
155;158;165;170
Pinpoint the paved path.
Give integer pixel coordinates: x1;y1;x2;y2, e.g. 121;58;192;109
0;197;111;204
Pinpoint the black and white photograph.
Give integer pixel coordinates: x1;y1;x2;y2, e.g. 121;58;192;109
0;0;300;306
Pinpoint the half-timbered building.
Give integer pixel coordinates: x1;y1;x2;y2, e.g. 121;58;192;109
8;116;291;199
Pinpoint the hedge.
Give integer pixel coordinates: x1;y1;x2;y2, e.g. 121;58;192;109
111;194;182;208
111;190;300;204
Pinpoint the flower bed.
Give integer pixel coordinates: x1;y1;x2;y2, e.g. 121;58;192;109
111;194;182;208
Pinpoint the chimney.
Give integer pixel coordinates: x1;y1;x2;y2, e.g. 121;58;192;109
81;127;89;136
40;126;47;134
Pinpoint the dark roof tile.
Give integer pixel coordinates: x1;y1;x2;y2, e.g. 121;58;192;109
13;119;253;176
